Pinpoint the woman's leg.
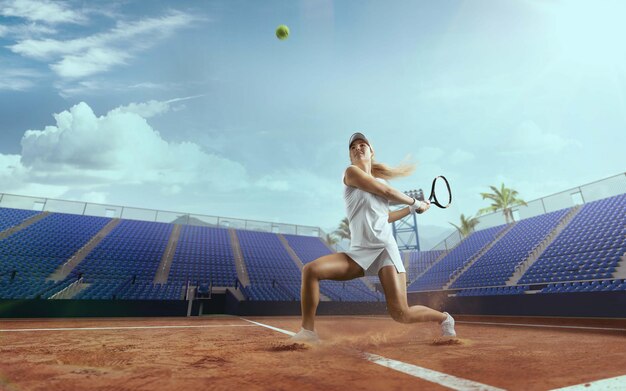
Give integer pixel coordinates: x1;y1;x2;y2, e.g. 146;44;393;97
301;253;364;331
378;265;447;324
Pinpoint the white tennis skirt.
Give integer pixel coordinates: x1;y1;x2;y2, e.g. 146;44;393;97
344;247;406;277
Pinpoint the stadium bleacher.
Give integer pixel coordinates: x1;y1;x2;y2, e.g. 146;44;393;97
407;224;507;291
1;191;624;302
283;233;383;302
519;193;626;286
0;210;110;299
406;250;445;283
541;279;626;293
168;225;238;288
0;207;40;233
456;285;529;296
451;208;570;288
237;230;301;300
74;220;178;300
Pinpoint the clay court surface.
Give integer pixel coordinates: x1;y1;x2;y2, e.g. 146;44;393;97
1;315;625;391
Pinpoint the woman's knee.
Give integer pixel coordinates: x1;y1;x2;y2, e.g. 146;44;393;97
388;305;410;324
302;263;318;280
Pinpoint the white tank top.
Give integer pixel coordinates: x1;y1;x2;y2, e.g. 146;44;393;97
342;170;404;273
344;176;396;248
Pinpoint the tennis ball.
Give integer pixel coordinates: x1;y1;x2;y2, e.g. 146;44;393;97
276;25;289;40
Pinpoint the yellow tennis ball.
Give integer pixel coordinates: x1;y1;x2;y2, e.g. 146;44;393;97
276;25;289;40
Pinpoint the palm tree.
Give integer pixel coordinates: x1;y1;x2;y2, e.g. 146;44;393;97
334;217;351;240
324;233;339;247
449;214;479;238
477;183;528;224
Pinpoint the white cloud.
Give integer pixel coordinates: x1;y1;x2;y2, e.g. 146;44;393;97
449;148;475;165
19;101;248;191
417;75;519;101
50;47;130;79
107;95;204;119
161;185;181;196
0;153;26;182
0;67;40;90
127;82;168;90
54;80;101;97
80;191;108;204
0;0;86;24
488;174;573;202
9;10;200;79
1;22;58;39
499;120;582;155
220;167;340;199
1;100;346;228
256;175;290;191
112;100;171;119
10;37;75;60
416;146;445;163
56;80;185;97
0;153;70;198
0;75;33;91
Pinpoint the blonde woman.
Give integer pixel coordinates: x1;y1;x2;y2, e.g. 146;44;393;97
291;132;456;343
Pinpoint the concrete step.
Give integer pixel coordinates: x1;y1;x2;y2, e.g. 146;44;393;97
50;280;92;299
153;224;183;284
443;222;518;289
277;234;330;301
0;211;50;240
48;218;122;282
507;205;583;285
228;229;251;287
612;252;626;279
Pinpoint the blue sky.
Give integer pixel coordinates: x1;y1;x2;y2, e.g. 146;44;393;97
1;0;625;248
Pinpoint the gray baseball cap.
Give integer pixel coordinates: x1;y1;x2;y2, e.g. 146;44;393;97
348;132;370;149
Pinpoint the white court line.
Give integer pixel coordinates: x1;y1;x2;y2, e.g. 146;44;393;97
0;324;256;332
240;317;504;391
549;374;626;390
348;316;626;332
457;321;626;332
363;352;504;391
241;319;295;336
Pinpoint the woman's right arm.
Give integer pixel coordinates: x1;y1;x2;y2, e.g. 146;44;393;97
344;166;415;206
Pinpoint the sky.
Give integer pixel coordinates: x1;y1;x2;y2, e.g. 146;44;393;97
0;0;625;249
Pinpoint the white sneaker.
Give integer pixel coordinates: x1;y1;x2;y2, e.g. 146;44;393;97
290;327;320;344
440;312;456;338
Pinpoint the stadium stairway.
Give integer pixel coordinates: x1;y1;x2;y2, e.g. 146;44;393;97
614;253;626;279
277;234;305;272
443;222;518;289
49;277;90;299
277;234;330;301
153;224;183;284
228;228;251;286
0;211;50;241
507;205;582;285
47;218;121;282
403;251;410;270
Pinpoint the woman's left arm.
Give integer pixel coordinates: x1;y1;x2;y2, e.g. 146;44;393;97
388;207;411;223
388;200;431;223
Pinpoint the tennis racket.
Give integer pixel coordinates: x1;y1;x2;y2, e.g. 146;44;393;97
417;176;452;208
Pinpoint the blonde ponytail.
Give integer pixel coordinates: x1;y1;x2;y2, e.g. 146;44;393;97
371;156;416;180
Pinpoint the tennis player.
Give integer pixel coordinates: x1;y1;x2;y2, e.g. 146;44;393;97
291;132;456;343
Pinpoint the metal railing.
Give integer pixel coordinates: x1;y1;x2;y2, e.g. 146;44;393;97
431;172;626;251
0;192;326;238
